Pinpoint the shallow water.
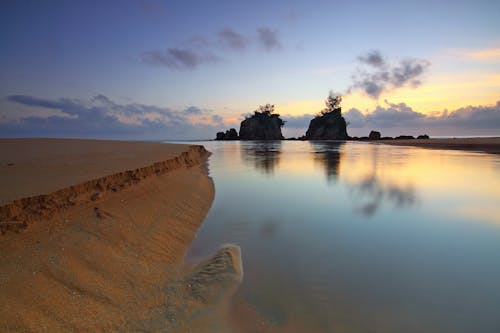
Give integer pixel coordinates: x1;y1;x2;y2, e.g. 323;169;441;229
185;141;500;332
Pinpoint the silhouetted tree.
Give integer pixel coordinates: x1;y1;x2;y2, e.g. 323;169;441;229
319;92;342;116
247;103;285;127
240;103;285;140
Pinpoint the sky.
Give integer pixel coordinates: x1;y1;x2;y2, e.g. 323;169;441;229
1;0;499;139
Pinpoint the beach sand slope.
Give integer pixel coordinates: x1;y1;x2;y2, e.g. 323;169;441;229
0;139;241;332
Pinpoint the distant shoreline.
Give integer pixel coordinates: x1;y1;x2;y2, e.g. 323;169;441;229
373;137;500;154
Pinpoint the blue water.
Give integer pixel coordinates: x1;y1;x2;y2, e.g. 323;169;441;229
184;141;500;332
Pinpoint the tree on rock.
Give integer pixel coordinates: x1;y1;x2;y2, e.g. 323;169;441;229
305;92;349;140
239;104;285;140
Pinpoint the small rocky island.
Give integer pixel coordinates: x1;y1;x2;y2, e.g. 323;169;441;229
216;104;284;140
304;94;349;140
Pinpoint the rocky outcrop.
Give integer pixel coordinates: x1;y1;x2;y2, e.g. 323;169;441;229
417;134;430;139
368;131;381;140
304;94;349;140
305;108;349;140
215;128;238;140
239;106;284;140
0;145;210;234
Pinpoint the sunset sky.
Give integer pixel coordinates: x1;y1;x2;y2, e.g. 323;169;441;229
1;0;499;139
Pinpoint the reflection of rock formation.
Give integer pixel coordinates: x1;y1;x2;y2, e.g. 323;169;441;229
240;141;282;175
349;176;417;216
310;141;344;182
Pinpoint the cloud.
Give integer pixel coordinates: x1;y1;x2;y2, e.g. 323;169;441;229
344;102;425;128
140;47;222;70
218;27;247;51
282;114;314;128
357;50;385;68
256;27;282;51
184;106;204;115
2;95;226;140
141;26;283;70
349;51;430;99
211;114;224;124
343;108;366;128
343;100;500;135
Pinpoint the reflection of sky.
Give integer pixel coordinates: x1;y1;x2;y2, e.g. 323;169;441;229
186;141;500;332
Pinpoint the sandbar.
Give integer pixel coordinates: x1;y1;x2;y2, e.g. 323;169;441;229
0;139;242;332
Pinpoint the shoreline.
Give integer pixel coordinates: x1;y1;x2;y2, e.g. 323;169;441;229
371;137;500;154
0;139;232;332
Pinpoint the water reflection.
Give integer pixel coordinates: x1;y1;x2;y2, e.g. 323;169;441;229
186;140;500;333
309;141;344;182
240;141;282;175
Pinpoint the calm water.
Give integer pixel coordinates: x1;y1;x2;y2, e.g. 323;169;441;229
185;141;500;332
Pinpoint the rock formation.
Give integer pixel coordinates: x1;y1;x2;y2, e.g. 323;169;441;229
305;94;349;140
239;104;284;140
215;128;238;140
368;131;381;140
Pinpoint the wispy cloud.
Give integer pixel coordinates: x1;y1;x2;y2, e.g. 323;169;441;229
141;26;283;70
2;95;225;140
349;50;430;99
357;50;385;68
140;47;222;70
256;28;282;51
218;27;247;51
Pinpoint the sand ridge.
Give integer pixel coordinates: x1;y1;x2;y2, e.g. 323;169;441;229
0;139;208;234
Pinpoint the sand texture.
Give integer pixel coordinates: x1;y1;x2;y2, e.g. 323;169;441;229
0;139;244;332
375;137;500;154
0;139;208;234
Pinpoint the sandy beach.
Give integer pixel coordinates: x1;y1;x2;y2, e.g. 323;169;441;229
374;137;500;154
0;139;242;332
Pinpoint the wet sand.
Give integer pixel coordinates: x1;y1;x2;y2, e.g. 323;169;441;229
0;139;242;332
374;137;500;154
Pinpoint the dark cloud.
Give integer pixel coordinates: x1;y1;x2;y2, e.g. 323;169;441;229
140;47;222;70
2;95;225;140
357;50;385;68
366;101;426;128
218;27;247;51
184;106;204;115
350;51;430;98
391;59;428;88
343;100;500;135
141;26;283;70
431;101;500;129
256;27;282;51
